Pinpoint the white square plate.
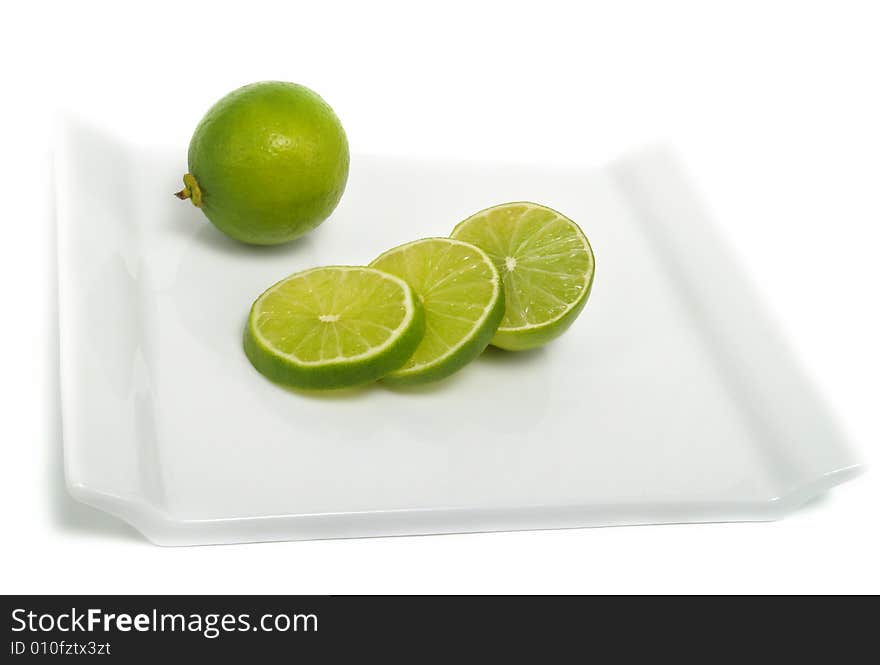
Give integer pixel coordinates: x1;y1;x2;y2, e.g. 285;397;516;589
56;117;862;545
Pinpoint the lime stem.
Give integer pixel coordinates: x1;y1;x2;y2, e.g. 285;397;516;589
174;173;203;207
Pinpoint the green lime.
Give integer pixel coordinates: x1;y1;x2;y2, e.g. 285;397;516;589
176;81;349;245
244;266;425;390
450;202;594;351
370;238;504;384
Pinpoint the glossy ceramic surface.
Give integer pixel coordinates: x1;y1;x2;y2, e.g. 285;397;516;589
55;118;862;545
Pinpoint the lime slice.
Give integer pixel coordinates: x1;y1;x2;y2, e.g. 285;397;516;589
369;238;504;384
244;266;425;390
451;202;594;351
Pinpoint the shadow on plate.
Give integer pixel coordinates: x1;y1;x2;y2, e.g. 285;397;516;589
185;220;324;259
475;344;548;366
276;381;375;402
379;345;549;396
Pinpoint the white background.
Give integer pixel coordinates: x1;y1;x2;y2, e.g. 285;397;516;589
1;0;877;593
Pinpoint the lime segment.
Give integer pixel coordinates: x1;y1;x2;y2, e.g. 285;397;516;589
244;266;424;389
370;238;504;384
451;202;594;351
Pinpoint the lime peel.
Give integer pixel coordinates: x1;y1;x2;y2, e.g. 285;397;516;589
451;202;594;351
179;81;349;245
370;237;504;384
244;266;425;389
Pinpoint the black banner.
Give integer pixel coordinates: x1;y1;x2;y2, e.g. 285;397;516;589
1;595;873;660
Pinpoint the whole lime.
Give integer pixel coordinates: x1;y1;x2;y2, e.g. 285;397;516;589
176;81;349;245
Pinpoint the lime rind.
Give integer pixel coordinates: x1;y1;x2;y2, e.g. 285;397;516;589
451;202;595;351
184;81;349;246
244;266;425;389
370;238;505;385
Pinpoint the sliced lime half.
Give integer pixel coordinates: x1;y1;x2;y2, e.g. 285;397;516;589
244;266;425;389
370;238;504;384
451;202;594;351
